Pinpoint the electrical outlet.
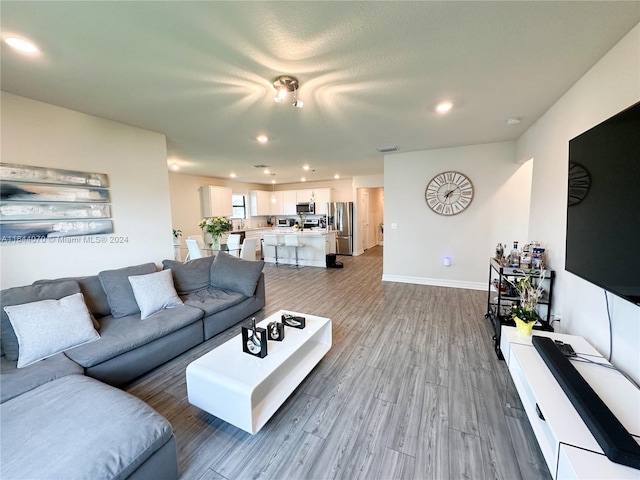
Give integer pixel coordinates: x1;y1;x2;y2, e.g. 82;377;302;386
554;314;562;323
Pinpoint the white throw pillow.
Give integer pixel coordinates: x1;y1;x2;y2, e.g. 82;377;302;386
128;269;183;319
3;293;100;368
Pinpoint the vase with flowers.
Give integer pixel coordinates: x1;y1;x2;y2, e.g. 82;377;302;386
198;217;232;250
507;269;547;336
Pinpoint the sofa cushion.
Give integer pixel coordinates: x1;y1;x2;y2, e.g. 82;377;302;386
0;353;83;404
98;263;157;318
65;305;203;368
0;375;173;480
33;274;111;318
210;252;265;297
3;292;100;368
128;269;183;319
162;257;215;294
0;281;81;362
180;286;247;316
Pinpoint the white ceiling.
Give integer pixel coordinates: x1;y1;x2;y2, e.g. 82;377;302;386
2;2;639;185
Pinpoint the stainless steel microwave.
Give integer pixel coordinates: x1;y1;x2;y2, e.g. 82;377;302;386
296;202;315;215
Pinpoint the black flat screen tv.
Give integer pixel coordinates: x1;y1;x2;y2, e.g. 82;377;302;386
566;101;640;306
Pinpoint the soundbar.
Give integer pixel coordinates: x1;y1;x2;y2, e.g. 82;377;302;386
532;335;640;470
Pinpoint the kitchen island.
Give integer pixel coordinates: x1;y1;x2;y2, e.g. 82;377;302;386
262;230;336;267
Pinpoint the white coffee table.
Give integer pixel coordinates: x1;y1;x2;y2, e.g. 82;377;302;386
186;310;332;434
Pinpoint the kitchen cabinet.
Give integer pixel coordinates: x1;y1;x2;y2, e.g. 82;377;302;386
269;191;282;215
296;189;314;204
249;190;272;217
313;188;332;214
199;186;232;217
281;190;297;215
251;190;286;216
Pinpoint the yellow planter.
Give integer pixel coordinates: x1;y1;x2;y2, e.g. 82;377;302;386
514;316;535;337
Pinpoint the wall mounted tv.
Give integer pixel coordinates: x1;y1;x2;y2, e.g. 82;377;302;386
566;101;640;306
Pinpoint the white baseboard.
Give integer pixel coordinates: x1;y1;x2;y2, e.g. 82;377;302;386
381;274;486;291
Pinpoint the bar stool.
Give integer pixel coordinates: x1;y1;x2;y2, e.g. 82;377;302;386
263;235;283;265
284;235;304;267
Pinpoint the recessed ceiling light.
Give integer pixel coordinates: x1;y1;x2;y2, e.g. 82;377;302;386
334;174;340;179
436;101;453;113
301;177;306;182
271;179;276;184
303;165;310;171
5;36;39;54
171;163;180;171
256;135;268;143
230;173;236;178
506;117;521;125
264;169;270;174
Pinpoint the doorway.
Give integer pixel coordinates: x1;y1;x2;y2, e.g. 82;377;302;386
356;187;384;254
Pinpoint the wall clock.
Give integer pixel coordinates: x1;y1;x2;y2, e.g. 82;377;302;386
425;171;474;216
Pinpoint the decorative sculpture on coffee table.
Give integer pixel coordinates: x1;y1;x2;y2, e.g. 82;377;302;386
282;313;306;329
242;317;267;357
267;320;285;341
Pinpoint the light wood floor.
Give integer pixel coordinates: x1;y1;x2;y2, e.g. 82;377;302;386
126;246;550;480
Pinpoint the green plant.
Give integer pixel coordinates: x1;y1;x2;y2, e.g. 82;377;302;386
507;270;546;323
198;217;232;237
172;228;182;238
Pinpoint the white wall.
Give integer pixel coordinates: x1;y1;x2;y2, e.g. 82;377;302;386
0;93;173;289
383;141;532;290
517;24;640;383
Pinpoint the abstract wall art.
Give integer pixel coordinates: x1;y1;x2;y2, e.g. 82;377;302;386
0;163;113;242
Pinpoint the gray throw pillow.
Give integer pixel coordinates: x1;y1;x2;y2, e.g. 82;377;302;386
0;281;81;361
98;263;157;318
3;293;100;368
128;269;184;319
162;257;215;294
210;252;264;297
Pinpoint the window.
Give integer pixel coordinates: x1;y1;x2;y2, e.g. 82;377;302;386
231;194;246;219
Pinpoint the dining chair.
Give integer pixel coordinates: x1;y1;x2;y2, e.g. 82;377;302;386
185;239;203;261
227;234;242;257
240;238;258;260
187;235;206;249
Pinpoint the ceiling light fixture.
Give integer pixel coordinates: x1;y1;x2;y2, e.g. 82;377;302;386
334;174;340;179
5;36;39;54
273;75;303;109
256;135;268;143
230;173;236;178
436;101;453;113
171;163;180;171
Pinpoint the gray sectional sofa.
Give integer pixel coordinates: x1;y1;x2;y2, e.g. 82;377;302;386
0;253;265;480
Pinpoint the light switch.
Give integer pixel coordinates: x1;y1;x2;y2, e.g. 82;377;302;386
391;223;398;230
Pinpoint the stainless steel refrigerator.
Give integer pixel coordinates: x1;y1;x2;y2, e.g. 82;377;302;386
327;202;353;255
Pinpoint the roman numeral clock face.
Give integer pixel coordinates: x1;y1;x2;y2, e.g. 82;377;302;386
425;171;474;216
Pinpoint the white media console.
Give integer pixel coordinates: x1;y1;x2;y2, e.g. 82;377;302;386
500;326;640;479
